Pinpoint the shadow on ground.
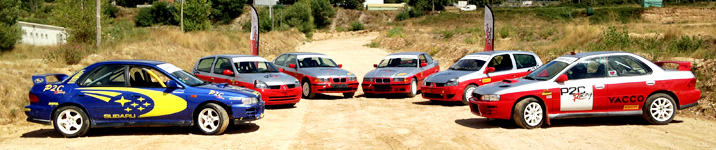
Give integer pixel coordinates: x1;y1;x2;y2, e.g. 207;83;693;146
21;123;259;138
455;116;684;129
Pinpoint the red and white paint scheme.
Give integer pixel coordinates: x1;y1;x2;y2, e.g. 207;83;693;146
469;51;701;128
421;51;542;104
193;55;302;106
362;52;440;97
272;52;359;98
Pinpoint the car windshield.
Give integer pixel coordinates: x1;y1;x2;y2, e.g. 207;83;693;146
377;58;417;68
298;57;338;68
235;61;279;73
157;64;207;86
449;59;486;71
524;60;570;81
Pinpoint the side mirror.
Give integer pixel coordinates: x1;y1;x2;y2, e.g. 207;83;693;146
338;64;343;68
278;68;284;72
484;67;496;74
373;64;378;68
420;63;428;67
223;69;234;76
289;64;296;68
556;74;569;82
166;80;183;89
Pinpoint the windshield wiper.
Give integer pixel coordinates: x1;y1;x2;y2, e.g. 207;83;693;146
524;76;535;80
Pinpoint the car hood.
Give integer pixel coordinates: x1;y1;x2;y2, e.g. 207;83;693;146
364;67;420;78
425;70;482;83
195;83;259;97
299;68;356;78
472;78;542;95
239;72;297;86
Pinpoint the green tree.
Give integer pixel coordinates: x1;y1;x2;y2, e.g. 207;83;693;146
20;0;43;13
178;0;211;32
310;0;334;29
1;0;22;51
50;0;106;44
332;0;364;9
210;0;246;24
283;1;313;36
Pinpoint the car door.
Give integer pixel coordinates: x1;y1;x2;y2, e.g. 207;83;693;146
193;57;215;81
555;57;609;112
126;65;189;122
209;57;234;84
282;54;299;78
418;54;439;81
484;54;518;82
74;64;129;123
603;55;654;111
513;53;540;77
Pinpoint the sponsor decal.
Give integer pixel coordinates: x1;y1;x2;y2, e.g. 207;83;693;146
104;114;136;119
541;89;552;96
554;57;577;63
382;70;395;72
348;73;353;75
253;91;260;96
609;95;645;103
462;55;491;60
43;85;65;94
25;108;31;112
34;78;44;84
560;86;593;111
77;87;187;118
48;102;58;106
263;74;279;78
209;90;225;99
482;78;491;83
397;73;407;76
67;70;85;84
608;70;618;77
623;105;639;110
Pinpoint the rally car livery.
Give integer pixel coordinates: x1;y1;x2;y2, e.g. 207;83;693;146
273;52;359;98
193;55;302;106
362;52;439;97
469;51;700;128
421;51;542;104
25;60;265;137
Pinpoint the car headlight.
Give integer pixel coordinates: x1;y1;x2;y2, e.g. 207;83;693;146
348;77;357;81
446;78;459;86
241;97;259;104
254;80;268;89
481;94;500;101
363;77;373;82
393;78;405;82
294;79;300;86
315;77;330;82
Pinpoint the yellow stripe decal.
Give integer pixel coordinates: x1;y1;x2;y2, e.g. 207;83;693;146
76;87;187;118
84;93;112;102
82;91;122;97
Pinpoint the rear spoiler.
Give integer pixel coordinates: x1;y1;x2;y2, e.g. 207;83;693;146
32;74;68;85
654;61;692;71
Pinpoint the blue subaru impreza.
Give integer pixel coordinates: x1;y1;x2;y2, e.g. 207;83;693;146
25;60;264;137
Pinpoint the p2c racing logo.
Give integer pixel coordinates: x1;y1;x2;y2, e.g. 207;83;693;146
559;86;594;111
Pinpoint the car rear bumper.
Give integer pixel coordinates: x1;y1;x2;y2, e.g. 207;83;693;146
25;105;52;124
312;83;359;93
257;88;302;105
469;100;513;120
362;83;411;94
677;89;701;109
420;85;463;101
230;102;265;122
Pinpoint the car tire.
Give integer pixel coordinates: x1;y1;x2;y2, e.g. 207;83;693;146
513;98;544;129
406;78;418;97
642;93;676;125
462;84;478;105
53;106;90;138
196;103;230;135
343;92;355;98
302;81;315;99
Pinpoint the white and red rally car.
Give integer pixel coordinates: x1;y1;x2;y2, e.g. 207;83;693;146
469;51;701;128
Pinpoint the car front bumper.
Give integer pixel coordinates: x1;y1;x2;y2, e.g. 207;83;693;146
312;82;359;93
421;85;464;101
231;102;265;123
257;87;302;105
361;83;411;94
469;100;513;120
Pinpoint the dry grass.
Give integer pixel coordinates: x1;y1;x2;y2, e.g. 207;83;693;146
0;27;305;124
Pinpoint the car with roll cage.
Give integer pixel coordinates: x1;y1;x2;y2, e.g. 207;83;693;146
421;51;543;104
272;52;359;98
25;60;265;137
193;55;302;106
469;51;700;128
361;52;440;97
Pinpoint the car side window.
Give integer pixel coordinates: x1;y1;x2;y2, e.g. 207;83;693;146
196;58;214;72
607;55;652;77
419;54;428;64
487;54;514;72
274;54;287;66
564;57;607;80
285;55;297;67
79;65;127;87
424;54;434;64
514;54;538;69
128;66;172;88
213;58;233;74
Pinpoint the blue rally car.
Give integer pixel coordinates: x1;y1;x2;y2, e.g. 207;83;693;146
25;60;265;137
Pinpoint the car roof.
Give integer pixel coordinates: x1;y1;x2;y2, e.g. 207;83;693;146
388;52;426;56
208;54;263;59
94;60;168;66
284;52;326;56
560;51;631;58
466;50;535;56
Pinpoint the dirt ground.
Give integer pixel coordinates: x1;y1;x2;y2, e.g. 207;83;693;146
1;33;716;149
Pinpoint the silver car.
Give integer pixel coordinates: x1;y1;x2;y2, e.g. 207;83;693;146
362;52;440;97
272;52;359;98
193;55;302;106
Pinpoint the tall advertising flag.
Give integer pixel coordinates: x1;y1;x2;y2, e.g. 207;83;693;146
250;5;260;56
484;5;494;51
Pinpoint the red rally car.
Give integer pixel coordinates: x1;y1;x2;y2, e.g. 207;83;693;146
469;51;701;128
361;52;440;97
272;52;359;98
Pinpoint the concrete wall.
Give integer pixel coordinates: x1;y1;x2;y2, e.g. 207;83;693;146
18;21;67;46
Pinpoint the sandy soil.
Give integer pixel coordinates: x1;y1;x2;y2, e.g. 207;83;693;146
2;33;716;149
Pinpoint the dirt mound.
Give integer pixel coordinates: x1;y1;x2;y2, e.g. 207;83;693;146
642;7;716;23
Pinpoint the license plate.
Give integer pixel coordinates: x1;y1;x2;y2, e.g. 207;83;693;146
332;84;348;88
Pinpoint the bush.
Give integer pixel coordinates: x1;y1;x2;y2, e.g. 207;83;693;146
134;8;153;27
349;21;364;31
601;26;631;48
210;0;246;24
669;35;704;53
117;0;155;7
179;0;211;32
334;0;365;9
44;44;92;65
283;1;313;37
387;27;403;37
394;9;410;21
499;26;510;38
103;2;120;18
0;23;21;51
589;7;644;24
310;0;335;29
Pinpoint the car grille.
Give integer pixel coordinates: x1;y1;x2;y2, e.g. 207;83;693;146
424;82;432;86
286;84;297;88
470;103;480;113
268;84;298;89
332;78;347;83
375;78;390;83
435;83;445;87
374;85;392;91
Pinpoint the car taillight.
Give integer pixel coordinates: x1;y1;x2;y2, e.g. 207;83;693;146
687;78;696;88
29;93;39;103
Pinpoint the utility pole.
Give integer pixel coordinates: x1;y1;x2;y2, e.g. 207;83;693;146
180;0;184;32
96;0;101;48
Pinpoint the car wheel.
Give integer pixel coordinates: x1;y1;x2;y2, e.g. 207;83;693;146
196;103;229;135
343;92;355;98
53;106;90;138
302;81;315;99
462;84;478;105
406;78;418;97
643;93;676;125
513;98;544;129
